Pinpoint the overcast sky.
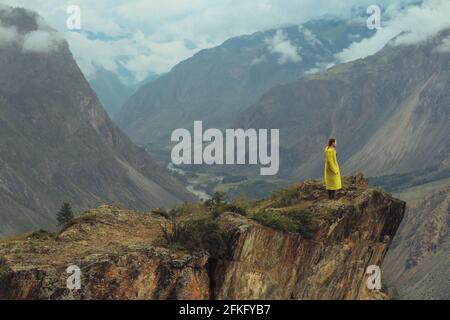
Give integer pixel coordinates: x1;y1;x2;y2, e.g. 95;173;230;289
2;0;449;84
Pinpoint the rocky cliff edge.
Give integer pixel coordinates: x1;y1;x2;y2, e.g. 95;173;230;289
0;175;405;300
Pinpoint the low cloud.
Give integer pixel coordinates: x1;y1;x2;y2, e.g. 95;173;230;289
336;0;450;63
436;36;450;53
0;7;63;53
251;55;267;65
22;30;62;53
304;61;336;75
265;29;302;64
0;24;18;46
66;30;197;81
298;26;323;49
0;0;421;81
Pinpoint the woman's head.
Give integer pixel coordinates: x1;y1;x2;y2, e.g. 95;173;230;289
328;138;337;148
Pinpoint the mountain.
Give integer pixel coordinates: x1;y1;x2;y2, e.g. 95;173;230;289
0;7;194;237
88;69;160;118
0;175;405;300
116;18;376;154
130;72;160;92
236;30;450;180
384;179;450;300
88;68;134;117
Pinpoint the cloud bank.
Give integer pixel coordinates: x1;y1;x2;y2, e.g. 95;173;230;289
22;29;62;53
0;7;63;53
335;0;450;63
0;24;18;46
437;36;450;53
0;0;432;83
265;30;302;64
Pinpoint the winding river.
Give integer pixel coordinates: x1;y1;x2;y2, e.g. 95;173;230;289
167;163;217;201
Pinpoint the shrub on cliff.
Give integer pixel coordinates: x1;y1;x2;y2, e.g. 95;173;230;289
160;208;183;245
205;191;247;217
160;207;228;259
252;208;319;239
287;208;320;239
27;230;56;241
224;204;247;216
227;195;250;216
205;191;227;208
252;210;297;232
178;218;228;259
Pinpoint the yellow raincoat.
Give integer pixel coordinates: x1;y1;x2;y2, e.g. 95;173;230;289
324;146;342;190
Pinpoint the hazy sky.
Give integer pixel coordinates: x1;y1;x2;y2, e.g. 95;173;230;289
2;0;448;84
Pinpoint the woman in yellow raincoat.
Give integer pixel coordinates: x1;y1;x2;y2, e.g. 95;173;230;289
324;138;342;199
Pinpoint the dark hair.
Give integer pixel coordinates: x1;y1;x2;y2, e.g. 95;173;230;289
328;138;336;147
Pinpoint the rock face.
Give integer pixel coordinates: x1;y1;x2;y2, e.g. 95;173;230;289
0;7;195;236
384;183;450;300
0;206;210;300
0;176;405;300
214;187;403;299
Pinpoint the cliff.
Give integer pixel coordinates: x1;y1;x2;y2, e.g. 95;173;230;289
0;175;405;300
384;182;450;299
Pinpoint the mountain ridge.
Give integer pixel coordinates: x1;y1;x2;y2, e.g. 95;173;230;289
0;7;195;236
235;29;450;180
116;18;376;157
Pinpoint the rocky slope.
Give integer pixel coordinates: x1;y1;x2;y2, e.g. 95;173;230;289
0;7;194;236
384;181;450;300
236;30;450;180
117;18;375;155
0;176;405;300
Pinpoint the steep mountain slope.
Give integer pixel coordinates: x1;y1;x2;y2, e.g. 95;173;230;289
117;18;375;152
384;180;450;300
88;68;134;117
0;176;405;300
0;7;194;236
237;30;450;180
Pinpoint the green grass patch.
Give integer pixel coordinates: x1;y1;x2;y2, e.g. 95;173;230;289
270;185;302;208
251;208;320;239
